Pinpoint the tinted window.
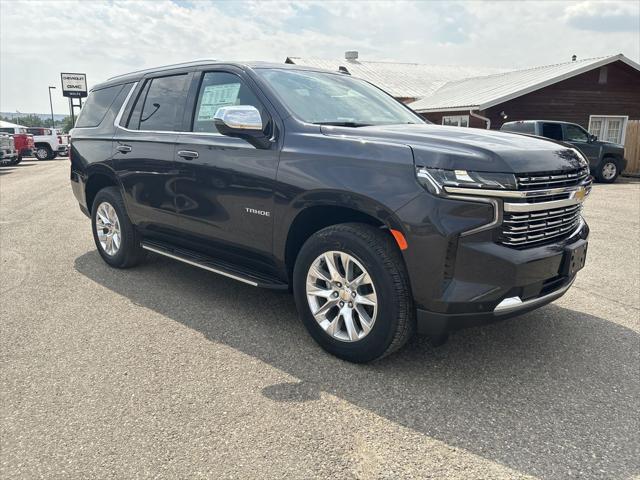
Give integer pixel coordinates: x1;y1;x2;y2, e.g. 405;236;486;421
126;81;150;129
76;84;125;128
0;128;13;134
26;128;51;135
127;74;189;131
192;72;264;134
541;123;563;140
564;124;588;142
502;122;535;134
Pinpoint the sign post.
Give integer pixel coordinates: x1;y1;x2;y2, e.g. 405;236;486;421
61;73;87;128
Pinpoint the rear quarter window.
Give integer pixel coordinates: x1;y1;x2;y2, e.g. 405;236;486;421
76;84;126;128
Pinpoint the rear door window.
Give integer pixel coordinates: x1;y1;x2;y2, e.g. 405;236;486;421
76;84;125;128
541;123;563;140
127;74;190;131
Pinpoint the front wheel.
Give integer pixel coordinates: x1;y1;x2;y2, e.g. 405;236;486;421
293;223;414;363
596;159;619;183
91;187;145;268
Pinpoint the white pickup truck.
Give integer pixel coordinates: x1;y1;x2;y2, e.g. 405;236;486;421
26;127;65;160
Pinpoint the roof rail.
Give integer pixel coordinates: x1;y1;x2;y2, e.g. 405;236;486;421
107;59;217;81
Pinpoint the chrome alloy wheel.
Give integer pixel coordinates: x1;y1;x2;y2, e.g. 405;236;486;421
305;251;378;342
95;201;121;256
602;162;617;180
36;147;48;160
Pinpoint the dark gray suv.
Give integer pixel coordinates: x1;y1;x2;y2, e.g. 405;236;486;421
501;120;627;183
70;61;592;362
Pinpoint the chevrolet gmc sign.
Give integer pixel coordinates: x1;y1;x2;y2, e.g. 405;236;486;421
60;73;87;98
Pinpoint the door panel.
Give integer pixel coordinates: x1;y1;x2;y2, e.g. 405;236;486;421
174;133;277;258
113;129;179;232
172;69;279;270
112;72;191;234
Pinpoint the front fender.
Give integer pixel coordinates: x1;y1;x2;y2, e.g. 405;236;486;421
273;189;408;265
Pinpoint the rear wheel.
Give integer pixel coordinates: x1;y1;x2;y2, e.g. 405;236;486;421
293;223;414;363
35;145;53;160
596;158;619;183
91;187;145;268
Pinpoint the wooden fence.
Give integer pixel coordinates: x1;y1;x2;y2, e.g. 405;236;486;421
624;120;640;176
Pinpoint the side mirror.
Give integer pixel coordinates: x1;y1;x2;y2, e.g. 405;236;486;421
589;134;597;142
213;105;271;148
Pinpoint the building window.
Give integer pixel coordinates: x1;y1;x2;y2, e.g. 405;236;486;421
598;66;608;84
588;115;628;144
442;115;469;127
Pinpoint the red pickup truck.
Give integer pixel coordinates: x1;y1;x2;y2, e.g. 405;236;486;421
0;123;35;163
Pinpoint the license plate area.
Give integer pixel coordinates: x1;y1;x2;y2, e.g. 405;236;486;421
561;240;588;276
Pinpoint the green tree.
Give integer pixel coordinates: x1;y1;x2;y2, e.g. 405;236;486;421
0;114;70;131
60;116;74;133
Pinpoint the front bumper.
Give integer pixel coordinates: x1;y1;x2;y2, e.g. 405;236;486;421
2;148;17;159
416;273;577;334
396;187;590;335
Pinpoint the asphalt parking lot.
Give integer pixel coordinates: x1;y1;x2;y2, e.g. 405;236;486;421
1;158;638;479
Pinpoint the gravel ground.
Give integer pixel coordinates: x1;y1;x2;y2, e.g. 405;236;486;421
1;158;638;479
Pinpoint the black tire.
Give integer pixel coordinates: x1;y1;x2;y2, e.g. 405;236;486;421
91;186;145;268
15;154;22;165
595;158;619;183
293;223;415;363
35;145;52;161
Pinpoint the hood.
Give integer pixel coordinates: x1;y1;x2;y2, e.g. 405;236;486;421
320;124;586;174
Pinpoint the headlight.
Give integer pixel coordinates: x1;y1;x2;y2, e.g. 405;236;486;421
416;166;517;195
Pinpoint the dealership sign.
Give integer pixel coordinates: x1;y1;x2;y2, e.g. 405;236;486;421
60;73;87;98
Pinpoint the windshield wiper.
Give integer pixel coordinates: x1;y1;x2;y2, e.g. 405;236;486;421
313;121;372;127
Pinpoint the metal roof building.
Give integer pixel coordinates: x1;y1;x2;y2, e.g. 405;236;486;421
409;54;640;113
285;53;503;102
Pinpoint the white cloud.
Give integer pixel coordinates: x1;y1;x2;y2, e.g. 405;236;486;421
564;0;640;32
0;0;638;113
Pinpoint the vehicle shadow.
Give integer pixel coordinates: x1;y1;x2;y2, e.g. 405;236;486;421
74;251;639;479
0;162;36;174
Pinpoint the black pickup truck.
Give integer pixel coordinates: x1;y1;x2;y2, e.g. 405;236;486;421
501;120;627;183
70;61;591;362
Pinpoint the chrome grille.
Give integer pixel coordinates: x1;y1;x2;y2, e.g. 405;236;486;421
516;167;589;190
501;204;582;247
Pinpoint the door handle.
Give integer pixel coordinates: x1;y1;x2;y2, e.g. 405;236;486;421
178;150;199;160
116;144;132;154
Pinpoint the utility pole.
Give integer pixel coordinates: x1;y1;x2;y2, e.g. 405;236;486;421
48;86;56;128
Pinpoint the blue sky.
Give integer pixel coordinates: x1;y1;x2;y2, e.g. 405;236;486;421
1;0;638;113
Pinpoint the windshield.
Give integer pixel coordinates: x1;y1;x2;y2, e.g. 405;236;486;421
257;68;424;127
